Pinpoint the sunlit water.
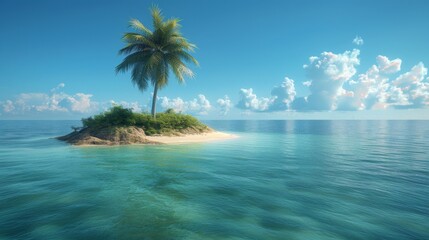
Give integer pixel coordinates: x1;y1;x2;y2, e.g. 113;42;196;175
0;120;428;239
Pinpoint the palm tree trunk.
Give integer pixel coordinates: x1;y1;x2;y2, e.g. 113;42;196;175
151;83;159;119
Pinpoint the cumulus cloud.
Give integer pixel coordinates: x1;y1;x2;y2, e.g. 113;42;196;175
0;84;98;116
391;62;429;108
337;57;427;110
236;88;273;112
377;55;402;74
217;95;232;115
237;48;429;113
1;84;221;118
353;36;364;46
338;64;389;111
237;77;296;112
1;100;15;112
65;93;94;112
270;77;296;110
158;94;212;115
293;49;360;111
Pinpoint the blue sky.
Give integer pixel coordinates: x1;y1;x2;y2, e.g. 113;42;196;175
1;0;429;119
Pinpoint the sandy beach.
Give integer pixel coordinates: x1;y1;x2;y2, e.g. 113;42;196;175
145;131;238;144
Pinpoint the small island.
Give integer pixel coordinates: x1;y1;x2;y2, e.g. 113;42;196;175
57;106;235;145
56;7;238;146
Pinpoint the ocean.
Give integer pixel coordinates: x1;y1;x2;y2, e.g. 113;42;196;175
0;120;428;239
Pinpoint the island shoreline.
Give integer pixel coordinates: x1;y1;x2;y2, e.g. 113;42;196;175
145;131;238;144
56;106;235;146
57;127;238;146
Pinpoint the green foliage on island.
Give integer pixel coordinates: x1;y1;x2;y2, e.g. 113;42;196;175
81;106;209;136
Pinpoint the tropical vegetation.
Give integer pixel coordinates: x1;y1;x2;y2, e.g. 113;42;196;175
81;106;209;136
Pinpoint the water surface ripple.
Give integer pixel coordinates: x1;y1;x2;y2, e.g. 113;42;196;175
0;120;428;239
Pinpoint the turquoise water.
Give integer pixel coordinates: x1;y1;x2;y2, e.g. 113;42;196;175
0;120;428;239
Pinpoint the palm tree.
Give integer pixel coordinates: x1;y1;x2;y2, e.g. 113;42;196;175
116;6;198;118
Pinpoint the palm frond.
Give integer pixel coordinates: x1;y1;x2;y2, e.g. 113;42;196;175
131;63;150;91
166;54;195;83
145;52;163;71
152;58;169;89
129;19;152;35
156;19;180;46
151;6;164;30
162;19;180;35
166;55;185;82
178;65;194;79
164;37;196;52
116;51;149;73
118;43;149;55
175;51;199;66
122;33;156;49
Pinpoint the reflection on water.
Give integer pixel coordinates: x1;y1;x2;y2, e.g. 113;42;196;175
0;120;428;239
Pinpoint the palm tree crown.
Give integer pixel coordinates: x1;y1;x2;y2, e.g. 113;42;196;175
116;6;198;118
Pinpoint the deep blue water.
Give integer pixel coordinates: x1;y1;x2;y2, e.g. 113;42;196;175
0;120;428;239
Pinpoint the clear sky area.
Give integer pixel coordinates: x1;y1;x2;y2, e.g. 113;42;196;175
1;0;429;119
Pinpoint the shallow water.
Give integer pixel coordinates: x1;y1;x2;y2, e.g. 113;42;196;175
0;120;428;239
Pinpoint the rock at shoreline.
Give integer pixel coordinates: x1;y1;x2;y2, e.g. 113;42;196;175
57;126;151;145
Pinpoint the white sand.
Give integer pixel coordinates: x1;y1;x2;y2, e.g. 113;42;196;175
145;131;238;144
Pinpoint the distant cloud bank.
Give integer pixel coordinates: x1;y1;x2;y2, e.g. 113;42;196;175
236;78;296;112
158;94;212;115
235;48;429;113
0;83;148;118
0;83;98;118
217;96;232;115
2;37;429;119
0;83;217;118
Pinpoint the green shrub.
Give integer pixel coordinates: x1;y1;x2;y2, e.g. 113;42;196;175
165;108;175;114
81;106;208;135
82;105;134;129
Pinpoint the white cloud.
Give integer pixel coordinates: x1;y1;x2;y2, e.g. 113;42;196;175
158;94;212;115
1;100;15;112
270;77;296;110
15;93;50;111
387;86;409;106
159;97;186;113
302;81;312;87
216;95;232;115
391;62;429;108
1;85;220;119
377;55;402;74
234;48;429;114
339;64;389;110
190;95;212;115
236;88;272;112
352;36;364;46
298;54;428;111
236;77;296;112
295;49;360;111
0;84;98;116
51;83;65;92
337;55;404;110
67;93;95;113
393;62;427;89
